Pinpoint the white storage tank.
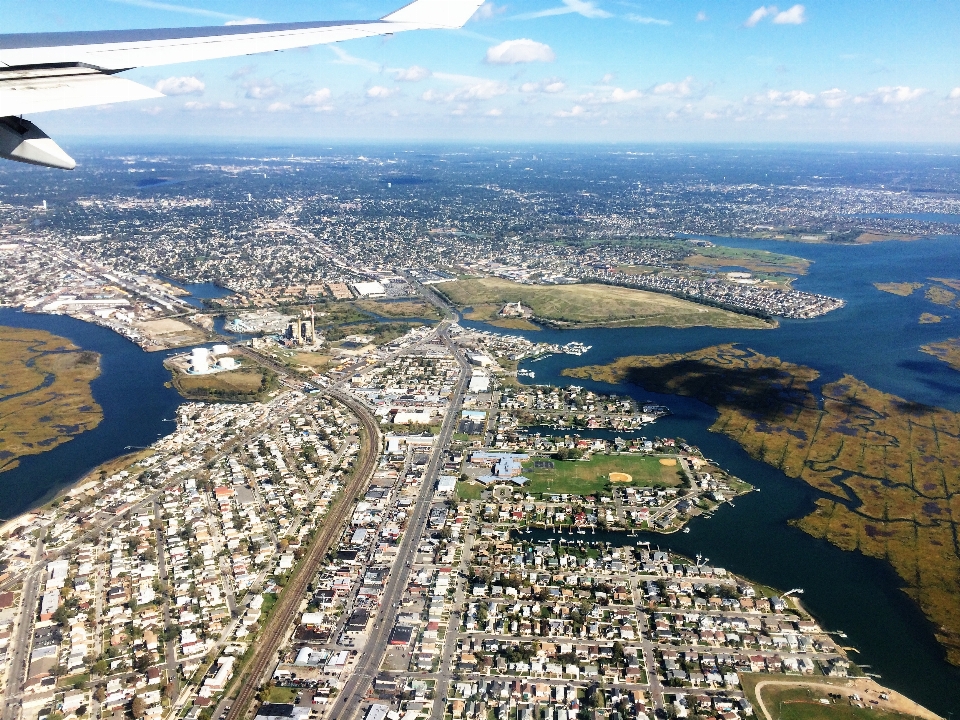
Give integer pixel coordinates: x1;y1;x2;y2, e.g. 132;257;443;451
190;347;210;374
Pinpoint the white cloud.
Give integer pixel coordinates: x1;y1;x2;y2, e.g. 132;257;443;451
394;66;432;82
949;88;960;100
154;76;205;96
744;6;775;27
487;108;504;116
627;14;671;25
299;89;332;107
473;1;507;20
454;80;509;100
183;101;211;110
367;86;397;99
600;73;615;84
514;0;610;20
653;76;694;98
141;105;163;115
486;39;555;64
873;86;928;104
266;102;291;112
224;17;267;25
818;88;846;108
773;4;806;24
747;89;822;107
230;65;255;80
745;5;806;27
609;88;641;102
244;78;281;100
555;104;585;117
520;79;566;93
421;80;508;103
773;89;814;106
696;11;708;22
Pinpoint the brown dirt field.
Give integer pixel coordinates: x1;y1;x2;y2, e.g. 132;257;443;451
134;318;207;350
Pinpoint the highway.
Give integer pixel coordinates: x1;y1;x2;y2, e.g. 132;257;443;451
327;328;471;720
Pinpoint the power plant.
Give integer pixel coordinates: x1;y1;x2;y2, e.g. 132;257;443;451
286;308;320;347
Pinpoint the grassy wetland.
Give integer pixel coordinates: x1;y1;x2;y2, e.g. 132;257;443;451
565;343;960;665
0;326;103;474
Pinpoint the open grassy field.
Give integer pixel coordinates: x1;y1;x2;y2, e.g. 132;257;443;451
437;277;772;329
456;481;484;501
874;282;924;297
564;343;960;666
173;368;275;402
0;326;103;474
521;453;682;496
354;299;442;320
739;676;940;720
681;245;810;275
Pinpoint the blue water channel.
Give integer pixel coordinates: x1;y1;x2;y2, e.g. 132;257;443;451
0;308;183;517
461;234;960;715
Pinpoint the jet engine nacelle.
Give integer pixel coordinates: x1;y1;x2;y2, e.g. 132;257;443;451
0;117;76;170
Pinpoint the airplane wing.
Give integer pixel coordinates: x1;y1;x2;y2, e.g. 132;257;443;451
0;0;486;169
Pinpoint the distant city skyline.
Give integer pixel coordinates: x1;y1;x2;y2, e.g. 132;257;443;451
10;0;960;143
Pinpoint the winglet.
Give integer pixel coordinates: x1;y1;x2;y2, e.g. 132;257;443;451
381;0;486;29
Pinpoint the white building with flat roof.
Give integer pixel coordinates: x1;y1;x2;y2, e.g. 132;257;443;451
352;281;386;297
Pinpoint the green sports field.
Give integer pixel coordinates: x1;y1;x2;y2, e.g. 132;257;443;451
522;453;682;496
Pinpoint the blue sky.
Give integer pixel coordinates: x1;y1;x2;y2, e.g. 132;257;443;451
11;0;960;142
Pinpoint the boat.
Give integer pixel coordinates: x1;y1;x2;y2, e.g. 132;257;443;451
682;527;691;534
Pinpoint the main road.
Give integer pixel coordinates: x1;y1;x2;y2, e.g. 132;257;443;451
327;328;471;720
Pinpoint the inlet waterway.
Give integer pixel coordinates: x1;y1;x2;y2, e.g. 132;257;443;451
0;308;182;518
462;234;960;716
0;236;957;713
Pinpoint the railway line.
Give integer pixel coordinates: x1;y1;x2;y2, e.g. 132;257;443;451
223;388;381;720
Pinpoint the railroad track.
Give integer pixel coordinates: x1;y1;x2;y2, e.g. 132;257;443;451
224;389;381;720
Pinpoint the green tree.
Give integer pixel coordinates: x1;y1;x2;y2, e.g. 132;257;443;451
130;695;147;718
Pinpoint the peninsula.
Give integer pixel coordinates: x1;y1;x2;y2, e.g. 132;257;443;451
436;277;774;330
564;344;960;666
0;326;103;474
921;336;960;372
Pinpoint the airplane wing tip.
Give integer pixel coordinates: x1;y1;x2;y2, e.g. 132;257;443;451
381;0;487;29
